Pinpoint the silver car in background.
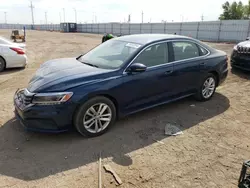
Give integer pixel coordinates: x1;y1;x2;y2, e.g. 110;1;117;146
0;37;27;72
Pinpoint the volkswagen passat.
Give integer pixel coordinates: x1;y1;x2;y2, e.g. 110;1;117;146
14;34;228;137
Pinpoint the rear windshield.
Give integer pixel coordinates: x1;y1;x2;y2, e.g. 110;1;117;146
0;37;13;45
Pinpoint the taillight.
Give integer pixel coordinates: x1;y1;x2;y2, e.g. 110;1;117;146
10;47;25;55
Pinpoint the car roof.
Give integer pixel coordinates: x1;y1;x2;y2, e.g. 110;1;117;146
114;34;191;45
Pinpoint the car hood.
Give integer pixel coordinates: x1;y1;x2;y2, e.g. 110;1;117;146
237;41;250;47
28;58;113;92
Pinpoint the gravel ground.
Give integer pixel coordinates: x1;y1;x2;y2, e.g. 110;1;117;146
0;30;249;188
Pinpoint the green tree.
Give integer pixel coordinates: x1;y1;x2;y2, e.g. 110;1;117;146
219;1;248;20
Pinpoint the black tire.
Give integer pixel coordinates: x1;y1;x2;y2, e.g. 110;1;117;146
0;57;6;72
74;96;117;137
195;73;217;101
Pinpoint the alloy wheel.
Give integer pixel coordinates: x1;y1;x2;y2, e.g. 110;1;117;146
83;103;112;133
202;77;215;99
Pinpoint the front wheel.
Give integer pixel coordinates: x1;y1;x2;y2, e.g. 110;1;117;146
195;73;217;101
74;96;116;137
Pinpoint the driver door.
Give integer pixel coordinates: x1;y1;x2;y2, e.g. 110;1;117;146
118;42;175;114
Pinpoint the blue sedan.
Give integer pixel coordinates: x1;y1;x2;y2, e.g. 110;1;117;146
14;34;228;137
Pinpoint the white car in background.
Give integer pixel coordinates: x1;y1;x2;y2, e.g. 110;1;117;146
0;36;27;72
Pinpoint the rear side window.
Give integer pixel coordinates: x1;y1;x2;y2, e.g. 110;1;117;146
172;41;199;61
199;46;209;56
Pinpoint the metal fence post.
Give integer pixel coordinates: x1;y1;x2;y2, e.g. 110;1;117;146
140;23;142;34
105;23;106;33
179;22;182;35
164;22;167;33
247;20;250;39
129;23;131;35
111;23;113;34
150;23;153;33
97;23;99;34
196;22;200;39
120;23;122;35
217;21;222;42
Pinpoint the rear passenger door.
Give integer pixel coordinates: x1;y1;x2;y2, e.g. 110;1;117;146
170;40;209;95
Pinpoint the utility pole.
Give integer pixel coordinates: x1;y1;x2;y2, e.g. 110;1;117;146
63;8;65;22
201;14;204;21
128;14;131;23
45;12;47;24
73;8;77;23
4;12;6;24
29;1;35;25
141;11;144;23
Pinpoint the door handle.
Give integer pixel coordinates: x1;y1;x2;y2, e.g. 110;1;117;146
200;62;206;66
164;70;173;75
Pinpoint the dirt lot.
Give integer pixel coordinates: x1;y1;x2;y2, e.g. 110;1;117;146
0;30;250;188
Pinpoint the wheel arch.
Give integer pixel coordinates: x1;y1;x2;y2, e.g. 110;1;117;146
208;70;219;86
0;55;6;69
72;93;120;124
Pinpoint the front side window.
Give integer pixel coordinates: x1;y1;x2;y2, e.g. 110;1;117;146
172;41;199;61
79;40;141;69
134;43;168;67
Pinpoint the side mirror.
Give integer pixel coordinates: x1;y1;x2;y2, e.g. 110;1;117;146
127;63;147;73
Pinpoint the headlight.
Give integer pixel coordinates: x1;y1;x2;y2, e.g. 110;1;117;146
233;45;238;51
32;92;73;105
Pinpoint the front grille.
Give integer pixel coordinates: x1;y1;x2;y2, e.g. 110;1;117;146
237;46;250;54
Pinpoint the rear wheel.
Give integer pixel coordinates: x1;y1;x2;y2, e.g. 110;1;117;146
195;73;217;101
74;96;116;137
0;57;6;72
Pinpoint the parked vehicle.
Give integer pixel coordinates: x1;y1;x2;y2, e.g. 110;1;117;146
10;29;26;42
231;40;250;71
14;34;228;137
0;36;27;72
102;33;116;43
238;160;250;188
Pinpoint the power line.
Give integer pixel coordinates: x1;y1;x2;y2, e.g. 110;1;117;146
29;1;35;25
4;12;6;24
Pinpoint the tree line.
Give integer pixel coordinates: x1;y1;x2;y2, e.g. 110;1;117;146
219;0;250;20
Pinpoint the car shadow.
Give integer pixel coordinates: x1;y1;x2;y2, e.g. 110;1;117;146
0;93;230;181
231;68;250;80
0;67;25;76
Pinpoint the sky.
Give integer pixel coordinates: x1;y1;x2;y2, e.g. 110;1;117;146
0;0;249;24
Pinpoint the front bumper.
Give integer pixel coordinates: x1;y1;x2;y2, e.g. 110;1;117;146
14;89;75;133
231;50;250;71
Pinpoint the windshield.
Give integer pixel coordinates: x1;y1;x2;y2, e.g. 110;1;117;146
79;40;141;69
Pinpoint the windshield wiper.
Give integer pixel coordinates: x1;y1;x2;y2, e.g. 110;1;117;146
82;62;99;68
